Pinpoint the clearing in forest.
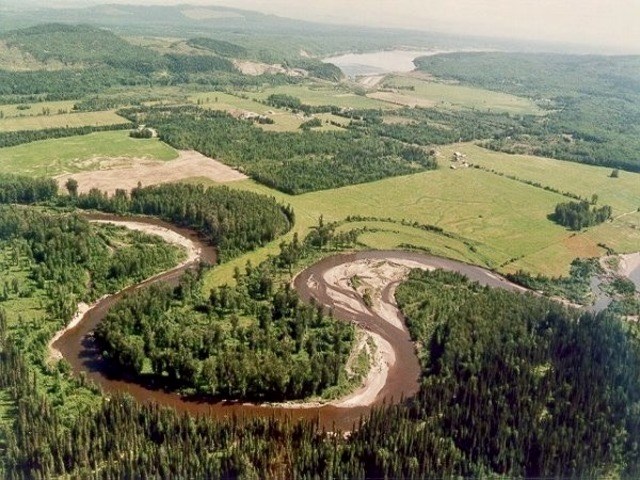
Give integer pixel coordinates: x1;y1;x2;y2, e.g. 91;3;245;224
197;145;638;289
56;150;247;195
0;111;127;132
0;130;177;176
375;75;544;115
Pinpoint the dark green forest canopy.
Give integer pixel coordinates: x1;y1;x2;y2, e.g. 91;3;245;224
0;176;293;262
95;263;354;401
73;182;293;262
415;52;640;172
122;106;437;194
388;269;640;478
2;266;638;478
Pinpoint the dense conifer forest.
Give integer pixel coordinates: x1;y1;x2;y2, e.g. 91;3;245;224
96;263;355;400
74;182;293;261
1;268;638;478
122;106;437;194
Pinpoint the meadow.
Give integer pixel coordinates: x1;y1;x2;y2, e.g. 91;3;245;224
250;84;395;109
378;75;544;115
196;142;639;289
0;130;178;176
0;111;127;132
190;91;347;132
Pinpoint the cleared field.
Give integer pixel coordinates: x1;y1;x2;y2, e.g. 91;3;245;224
196;142;639;288
195;163;581;290
0;111;127;132
57;150;247;194
190;91;346;132
251;84;396;109
0;100;77;118
377;75;544;115
0;130;178;176
190;91;272;114
439;143;640;214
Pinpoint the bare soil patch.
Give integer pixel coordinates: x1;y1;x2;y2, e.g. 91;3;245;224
56;150;247;194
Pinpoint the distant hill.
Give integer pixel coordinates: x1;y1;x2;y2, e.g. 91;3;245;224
3;23;165;74
415;52;640;172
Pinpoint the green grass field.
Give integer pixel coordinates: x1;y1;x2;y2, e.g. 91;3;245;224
250;84;395;109
0;100;77;118
196;162;579;290
0;111;127;132
0;130;178;176
194;143;638;289
378;75;544;115
438;143;640;268
189;91;346;132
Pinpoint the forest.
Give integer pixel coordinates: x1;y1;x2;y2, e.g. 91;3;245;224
73;182;293;262
1;267;638;478
415;52;640;172
122;106;437;194
96;260;355;400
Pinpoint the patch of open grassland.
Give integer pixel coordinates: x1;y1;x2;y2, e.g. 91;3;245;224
189;91;346;132
196;162;578;290
378;75;544;115
250;84;395;109
0;111;127;132
0;130;178;176
0;100;77;118
197;143;638;289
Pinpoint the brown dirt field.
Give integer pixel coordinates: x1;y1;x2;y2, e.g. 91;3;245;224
368;91;436;108
55;150;247;194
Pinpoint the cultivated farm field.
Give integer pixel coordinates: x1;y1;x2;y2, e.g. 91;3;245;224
0;111;127;132
0;130;178;176
377;74;544;115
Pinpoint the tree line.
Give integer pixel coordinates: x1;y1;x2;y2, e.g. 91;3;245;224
73;182;293;262
120;106;437;194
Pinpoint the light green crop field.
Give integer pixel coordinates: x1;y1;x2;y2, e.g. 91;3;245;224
0;130;178;176
0;111;127;132
196;143;639;289
378;75;544;115
190;91;273;114
250;84;396;109
0;100;77;118
196;161;587;290
189;91;346;132
437;143;640;268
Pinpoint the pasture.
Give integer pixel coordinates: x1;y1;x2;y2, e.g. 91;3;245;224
0;111;127;132
0;130;178;176
250;84;395;109
0;100;77;118
377;75;544;115
198;143;639;289
199;163;578;289
190;91;346;132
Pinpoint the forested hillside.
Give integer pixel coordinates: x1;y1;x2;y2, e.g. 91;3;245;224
415;53;640;172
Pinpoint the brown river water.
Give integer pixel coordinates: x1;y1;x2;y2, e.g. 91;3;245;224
54;218;531;431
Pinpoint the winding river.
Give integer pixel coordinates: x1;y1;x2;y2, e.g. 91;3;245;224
53;219;552;430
